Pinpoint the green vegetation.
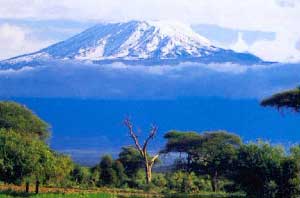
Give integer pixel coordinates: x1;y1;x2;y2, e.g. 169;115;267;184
0;101;49;140
0;87;300;198
0;190;115;198
261;86;300;112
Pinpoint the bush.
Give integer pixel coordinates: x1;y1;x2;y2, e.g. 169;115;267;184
152;173;167;188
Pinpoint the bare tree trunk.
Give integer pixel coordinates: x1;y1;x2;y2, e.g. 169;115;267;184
145;163;151;184
145;164;153;184
35;180;40;194
187;154;191;172
124;118;159;184
25;182;29;193
211;171;218;192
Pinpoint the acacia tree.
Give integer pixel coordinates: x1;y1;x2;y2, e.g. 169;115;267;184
261;87;300;112
162;131;203;171
124;118;159;184
193;132;242;192
163;130;241;192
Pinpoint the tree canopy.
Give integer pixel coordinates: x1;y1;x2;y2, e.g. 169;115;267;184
0;129;72;186
233;141;299;198
163;130;242;191
0;101;50;140
261;87;300;112
118;146;144;176
162;131;203;154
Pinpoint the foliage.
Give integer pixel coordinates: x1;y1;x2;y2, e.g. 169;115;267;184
162;131;203;154
113;160;127;187
192;131;242;191
118;146;144;176
235;141;285;197
163;130;241;191
0;129;72;187
261;86;300;112
0;101;49;140
152;173;167;188
98;155;127;187
71;165;92;185
165;171;212;193
99;155;118;187
1;101;300;197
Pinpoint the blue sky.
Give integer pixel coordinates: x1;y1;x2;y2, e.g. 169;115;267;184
0;0;299;62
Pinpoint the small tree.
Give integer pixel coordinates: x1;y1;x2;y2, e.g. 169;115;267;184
124;118;159;184
118;146;144;176
113;160;127;187
99;155;117;186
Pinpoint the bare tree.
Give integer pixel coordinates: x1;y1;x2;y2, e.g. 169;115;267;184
124;118;159;184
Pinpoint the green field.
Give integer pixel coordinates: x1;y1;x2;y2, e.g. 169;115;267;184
0;192;116;198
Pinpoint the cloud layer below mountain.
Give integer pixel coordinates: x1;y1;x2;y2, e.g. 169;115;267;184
1;61;299;99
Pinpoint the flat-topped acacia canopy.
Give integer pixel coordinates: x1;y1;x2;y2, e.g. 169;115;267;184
261;87;300;112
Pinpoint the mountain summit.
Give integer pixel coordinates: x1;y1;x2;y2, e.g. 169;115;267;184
1;21;264;68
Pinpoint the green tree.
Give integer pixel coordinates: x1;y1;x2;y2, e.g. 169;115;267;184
162;131;203;171
278;146;300;198
152;173;167;188
71;165;91;185
99;155;117;186
233;141;284;198
113;160;127;187
0;129;67;193
90;165;101;186
0;101;49;140
49;153;74;185
192;131;242;192
261;87;300;112
163;130;241;191
118;146;145;176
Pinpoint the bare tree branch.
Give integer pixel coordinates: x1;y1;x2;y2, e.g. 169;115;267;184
150;154;160;166
143;125;158;153
123;118;160;183
124;118;143;155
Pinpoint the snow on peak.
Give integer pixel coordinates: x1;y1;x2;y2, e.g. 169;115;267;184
147;20;211;45
2;20;263;66
35;20;217;61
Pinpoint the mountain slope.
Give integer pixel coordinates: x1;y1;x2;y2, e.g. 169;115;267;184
0;21;264;69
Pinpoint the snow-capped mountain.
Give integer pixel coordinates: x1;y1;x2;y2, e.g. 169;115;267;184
0;21;264;69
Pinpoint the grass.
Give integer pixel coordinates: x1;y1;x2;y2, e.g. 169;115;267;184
0;184;152;198
0;184;244;198
0;189;116;198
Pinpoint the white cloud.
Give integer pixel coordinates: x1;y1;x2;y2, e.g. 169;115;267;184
230;33;250;53
275;0;300;7
0;0;298;31
0;23;53;60
230;31;300;62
